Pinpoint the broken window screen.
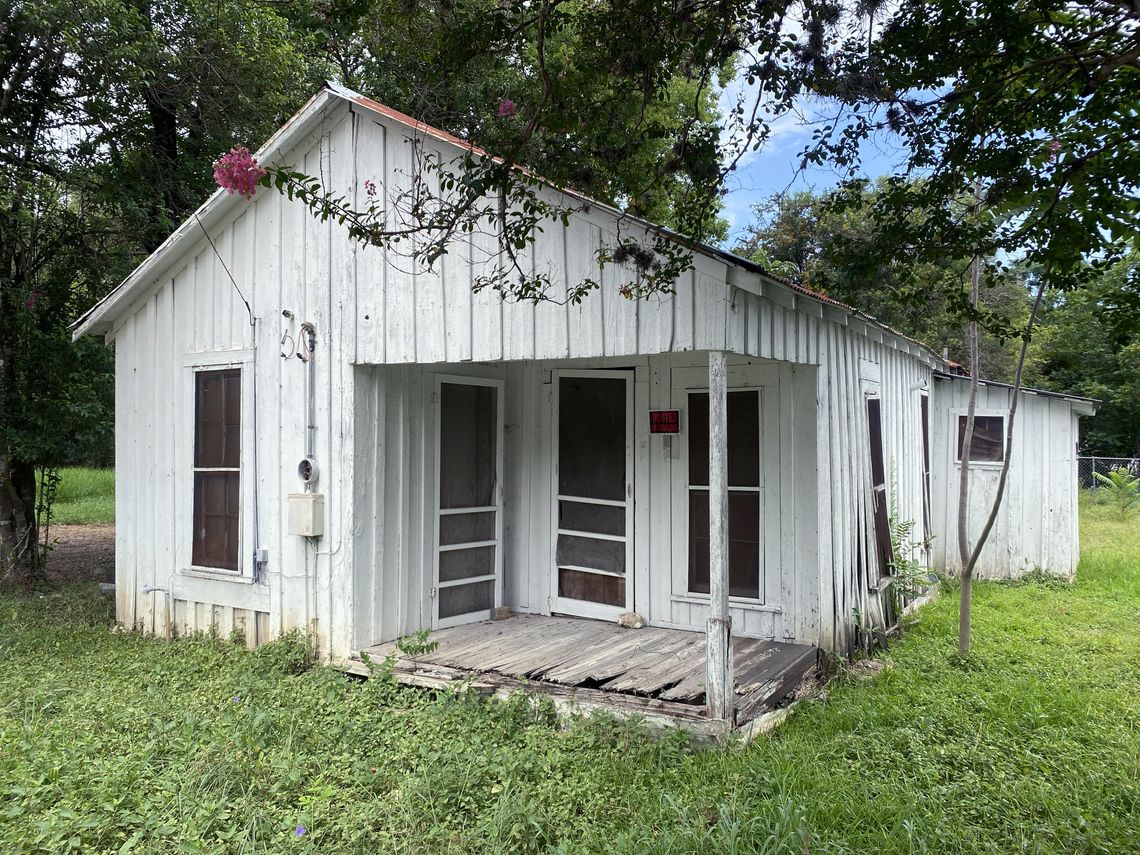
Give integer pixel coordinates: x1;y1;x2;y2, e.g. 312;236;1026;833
440;383;497;509
558;568;625;607
957;415;1005;462
687;390;761;598
192;369;241;571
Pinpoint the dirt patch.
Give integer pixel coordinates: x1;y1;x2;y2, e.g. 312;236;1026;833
45;524;115;585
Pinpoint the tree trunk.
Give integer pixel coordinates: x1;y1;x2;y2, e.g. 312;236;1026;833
957;277;1049;656
956;247;982;655
958;572;972;656
0;187;42;581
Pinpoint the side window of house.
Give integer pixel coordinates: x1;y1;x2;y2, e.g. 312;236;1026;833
193;368;241;570
687;390;761;598
957;415;1004;462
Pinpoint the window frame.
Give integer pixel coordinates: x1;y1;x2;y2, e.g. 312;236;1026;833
181;350;254;580
683;386;764;602
954;411;1007;466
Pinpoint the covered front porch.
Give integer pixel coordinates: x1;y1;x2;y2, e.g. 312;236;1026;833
351;348;823;725
349;614;817;732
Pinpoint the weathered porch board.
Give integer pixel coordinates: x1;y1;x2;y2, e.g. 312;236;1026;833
355;613;817;726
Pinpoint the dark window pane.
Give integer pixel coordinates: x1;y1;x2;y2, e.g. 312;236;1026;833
688;393;710;486
195;369;240;468
728;492;760;596
556;534;625;575
439;511;497;546
867;398;886;487
957;415;1004;462
558;501;625;536
440;383;497;509
192;471;239;570
223;372;241;468
867;398;892;577
687;391;759;488
688;490;760;598
439;545;495;583
438;580;493;619
689;490;710;593
727;391;760;487
559;377;626;501
558;568;625;607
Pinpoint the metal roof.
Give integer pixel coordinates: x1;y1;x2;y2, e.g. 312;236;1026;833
932;371;1100;414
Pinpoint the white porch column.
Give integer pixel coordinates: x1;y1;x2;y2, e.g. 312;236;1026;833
706;350;734;722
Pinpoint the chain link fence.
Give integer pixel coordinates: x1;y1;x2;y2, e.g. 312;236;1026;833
1078;456;1140;489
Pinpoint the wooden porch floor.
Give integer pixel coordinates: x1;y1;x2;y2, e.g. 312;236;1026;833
350;614;817;728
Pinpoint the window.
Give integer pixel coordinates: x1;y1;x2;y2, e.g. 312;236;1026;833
866;398;893;580
192;368;241;570
957;415;1004;462
687;390;761;598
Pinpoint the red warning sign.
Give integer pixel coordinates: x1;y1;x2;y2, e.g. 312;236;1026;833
649;410;681;434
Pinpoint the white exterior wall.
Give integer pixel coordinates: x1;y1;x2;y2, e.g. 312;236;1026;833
110;108;360;657
351;310;936;655
930;378;1082;579
105;95;941;658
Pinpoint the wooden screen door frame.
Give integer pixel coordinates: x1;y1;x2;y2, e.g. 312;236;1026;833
549;368;635;620
431;374;505;630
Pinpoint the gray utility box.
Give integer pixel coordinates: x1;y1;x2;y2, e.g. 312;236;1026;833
287;492;325;537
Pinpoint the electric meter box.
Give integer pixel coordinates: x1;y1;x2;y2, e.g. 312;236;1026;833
288;492;325;537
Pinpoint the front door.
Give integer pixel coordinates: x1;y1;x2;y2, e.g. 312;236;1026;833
551;370;633;619
433;376;504;629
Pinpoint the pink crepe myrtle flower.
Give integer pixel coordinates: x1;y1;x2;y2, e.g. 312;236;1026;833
498;99;517;119
213;146;266;199
364;178;377;197
1048;140;1062;162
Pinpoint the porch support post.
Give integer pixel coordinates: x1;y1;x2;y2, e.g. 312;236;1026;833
706;350;734;722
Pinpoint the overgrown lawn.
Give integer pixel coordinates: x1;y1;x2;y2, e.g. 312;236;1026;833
0;504;1136;853
42;467;115;525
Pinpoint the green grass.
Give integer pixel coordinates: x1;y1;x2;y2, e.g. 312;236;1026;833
0;505;1137;853
42;467;115;525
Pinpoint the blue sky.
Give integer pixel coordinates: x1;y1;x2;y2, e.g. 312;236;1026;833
716;83;910;246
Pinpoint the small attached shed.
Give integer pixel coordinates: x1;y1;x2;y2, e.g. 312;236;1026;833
930;373;1098;579
72;83;1093;728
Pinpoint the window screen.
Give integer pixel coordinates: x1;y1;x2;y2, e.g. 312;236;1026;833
957;415;1005;462
193;369;241;570
687;390;761;598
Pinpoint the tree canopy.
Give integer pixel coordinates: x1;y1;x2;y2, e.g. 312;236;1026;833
3;0;1138;577
733;184;1029;380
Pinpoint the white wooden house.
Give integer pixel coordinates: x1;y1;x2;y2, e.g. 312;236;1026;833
73;83;1095;729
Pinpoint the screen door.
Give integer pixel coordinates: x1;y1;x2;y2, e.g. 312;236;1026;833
433;377;503;628
552;370;633;618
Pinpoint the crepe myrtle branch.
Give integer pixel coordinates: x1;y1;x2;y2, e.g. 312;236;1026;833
252;145;693;305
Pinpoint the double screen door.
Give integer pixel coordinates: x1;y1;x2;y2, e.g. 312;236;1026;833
551;370;634;619
432;376;504;629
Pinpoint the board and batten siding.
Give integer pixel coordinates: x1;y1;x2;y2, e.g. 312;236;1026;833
930;377;1082;579
351;333;935;654
105;96;939;658
109;109;361;656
